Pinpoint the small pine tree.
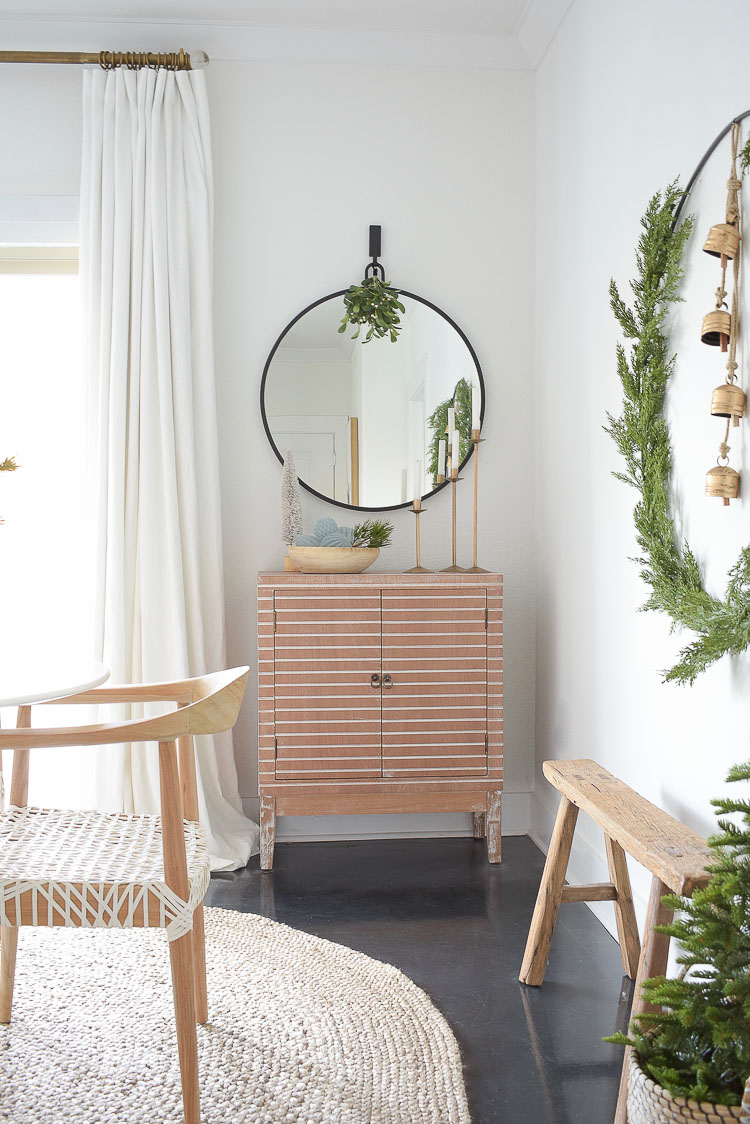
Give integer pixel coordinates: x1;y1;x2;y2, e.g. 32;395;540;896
280;450;303;546
607;761;750;1106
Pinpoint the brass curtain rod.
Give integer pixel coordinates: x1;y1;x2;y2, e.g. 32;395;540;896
0;48;206;70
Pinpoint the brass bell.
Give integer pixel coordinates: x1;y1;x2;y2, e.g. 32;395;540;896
711;383;746;427
701;309;731;350
703;223;739;260
705;464;740;506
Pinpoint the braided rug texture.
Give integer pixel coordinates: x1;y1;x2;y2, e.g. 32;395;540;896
0;906;470;1124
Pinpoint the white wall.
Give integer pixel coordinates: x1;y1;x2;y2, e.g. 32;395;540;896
0;54;536;841
209;60;536;837
533;0;750;935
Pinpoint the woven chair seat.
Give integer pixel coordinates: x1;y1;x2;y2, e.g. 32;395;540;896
0;806;210;940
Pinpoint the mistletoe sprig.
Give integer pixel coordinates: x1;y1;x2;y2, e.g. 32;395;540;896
339;276;405;343
607;182;750;684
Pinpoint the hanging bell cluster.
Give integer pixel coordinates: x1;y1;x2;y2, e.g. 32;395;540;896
702;122;745;505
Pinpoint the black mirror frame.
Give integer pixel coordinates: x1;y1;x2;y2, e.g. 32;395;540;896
260;288;486;513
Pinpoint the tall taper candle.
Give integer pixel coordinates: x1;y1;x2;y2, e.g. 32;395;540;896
471;383;481;430
465;427;488;572
413;460;421;505
451;427;459;469
438;439;446;478
447;406;455;435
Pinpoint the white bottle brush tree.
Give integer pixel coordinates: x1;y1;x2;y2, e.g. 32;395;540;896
280;451;304;547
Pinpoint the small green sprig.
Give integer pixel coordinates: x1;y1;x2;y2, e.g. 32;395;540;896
605;761;750;1107
339;276;405;343
351;519;393;548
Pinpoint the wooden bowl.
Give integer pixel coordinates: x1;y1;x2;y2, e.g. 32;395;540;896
288;546;379;574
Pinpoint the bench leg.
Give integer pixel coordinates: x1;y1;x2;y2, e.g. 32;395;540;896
605;836;641;978
519;795;579;986
613;876;673;1124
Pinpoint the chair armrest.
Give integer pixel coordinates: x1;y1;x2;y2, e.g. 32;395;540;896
41;681;195;705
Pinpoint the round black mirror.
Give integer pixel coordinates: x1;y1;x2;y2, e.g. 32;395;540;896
260;289;485;511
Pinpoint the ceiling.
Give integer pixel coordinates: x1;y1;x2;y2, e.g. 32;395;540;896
0;0;571;68
0;0;531;34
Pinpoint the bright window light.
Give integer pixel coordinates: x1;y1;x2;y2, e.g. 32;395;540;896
0;263;98;807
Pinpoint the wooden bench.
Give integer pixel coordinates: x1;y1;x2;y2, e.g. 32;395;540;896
519;759;712;1124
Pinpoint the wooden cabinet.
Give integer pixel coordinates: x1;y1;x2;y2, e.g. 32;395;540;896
257;572;503;868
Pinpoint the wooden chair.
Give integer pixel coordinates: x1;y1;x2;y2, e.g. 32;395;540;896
0;666;249;1124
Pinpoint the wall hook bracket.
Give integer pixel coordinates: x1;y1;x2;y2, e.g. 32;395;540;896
364;224;386;281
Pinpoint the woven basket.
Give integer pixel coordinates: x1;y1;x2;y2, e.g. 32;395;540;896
627;1054;744;1123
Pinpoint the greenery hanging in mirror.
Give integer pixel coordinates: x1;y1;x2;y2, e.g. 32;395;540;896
338;275;405;343
427;378;473;484
607;182;750;684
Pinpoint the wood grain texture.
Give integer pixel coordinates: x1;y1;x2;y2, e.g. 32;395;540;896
605;836;641;979
487;790;502;863
160;739;200;1124
614;876;674;1124
0;668;249;751
257;572;503;865
559;883;617;903
519;796;579;986
542;760;711;895
259;796;276;871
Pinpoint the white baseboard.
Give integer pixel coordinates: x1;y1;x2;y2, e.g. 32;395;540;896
240;791;531;842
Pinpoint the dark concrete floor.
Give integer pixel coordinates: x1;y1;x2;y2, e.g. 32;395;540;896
205;835;631;1124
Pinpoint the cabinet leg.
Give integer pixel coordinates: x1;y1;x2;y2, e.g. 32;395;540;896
487;791;502;863
473;812;486;839
260;796;276;871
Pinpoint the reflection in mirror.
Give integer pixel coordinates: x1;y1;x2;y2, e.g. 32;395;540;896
261;292;483;510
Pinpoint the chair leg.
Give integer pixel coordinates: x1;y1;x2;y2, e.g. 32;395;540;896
0;926;19;1023
191;904;208;1025
169;931;200;1124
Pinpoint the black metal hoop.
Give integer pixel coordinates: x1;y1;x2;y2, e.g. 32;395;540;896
672;109;750;227
259;288;486;513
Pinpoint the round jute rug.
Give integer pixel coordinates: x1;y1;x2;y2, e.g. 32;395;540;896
0;907;470;1124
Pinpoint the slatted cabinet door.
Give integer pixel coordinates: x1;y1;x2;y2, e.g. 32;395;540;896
273;586;382;781
381;586;489;779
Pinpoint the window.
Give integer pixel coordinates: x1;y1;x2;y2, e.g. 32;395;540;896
0;246;95;807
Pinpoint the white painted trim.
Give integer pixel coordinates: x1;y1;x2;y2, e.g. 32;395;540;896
0;18;532;70
241;791;531;840
0;195;79;245
516;0;572;68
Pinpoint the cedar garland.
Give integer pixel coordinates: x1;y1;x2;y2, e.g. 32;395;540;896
606;182;750;684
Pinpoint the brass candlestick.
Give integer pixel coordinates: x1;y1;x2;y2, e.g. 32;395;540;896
406;499;431;572
464;428;488;573
441;469;464;572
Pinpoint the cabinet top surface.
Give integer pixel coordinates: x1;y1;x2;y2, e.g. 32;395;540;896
258;571;502;585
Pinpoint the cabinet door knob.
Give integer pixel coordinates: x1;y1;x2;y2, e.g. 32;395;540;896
382;673;393;689
370;673;381;688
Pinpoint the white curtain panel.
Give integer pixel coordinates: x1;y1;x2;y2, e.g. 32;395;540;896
80;67;258;870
